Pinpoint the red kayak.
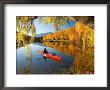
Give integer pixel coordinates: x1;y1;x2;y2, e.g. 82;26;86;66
39;51;62;63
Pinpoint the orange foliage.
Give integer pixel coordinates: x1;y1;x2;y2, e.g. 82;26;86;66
42;22;94;74
43;42;94;74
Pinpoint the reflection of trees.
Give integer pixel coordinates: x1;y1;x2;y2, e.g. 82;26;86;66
17;45;32;74
17;44;33;74
43;41;94;74
18;60;23;74
24;45;32;74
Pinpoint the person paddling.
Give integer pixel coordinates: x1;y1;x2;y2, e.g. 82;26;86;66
43;48;48;57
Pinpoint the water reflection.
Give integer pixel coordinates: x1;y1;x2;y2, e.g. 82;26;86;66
43;56;47;61
17;45;32;74
17;41;94;74
43;41;94;74
24;45;32;74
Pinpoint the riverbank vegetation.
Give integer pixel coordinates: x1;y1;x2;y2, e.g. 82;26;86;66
16;16;94;48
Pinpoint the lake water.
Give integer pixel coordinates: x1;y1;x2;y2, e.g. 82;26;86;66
16;42;75;74
17;41;94;74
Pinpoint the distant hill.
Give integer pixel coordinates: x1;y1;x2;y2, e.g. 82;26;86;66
36;32;52;38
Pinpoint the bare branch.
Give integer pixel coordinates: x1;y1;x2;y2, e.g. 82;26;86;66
67;16;77;22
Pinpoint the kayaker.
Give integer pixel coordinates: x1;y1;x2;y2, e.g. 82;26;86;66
44;48;48;54
43;48;48;57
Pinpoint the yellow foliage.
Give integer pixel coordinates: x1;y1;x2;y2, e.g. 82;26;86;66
43;21;94;50
47;17;54;23
16;16;36;48
42;21;94;74
43;42;94;74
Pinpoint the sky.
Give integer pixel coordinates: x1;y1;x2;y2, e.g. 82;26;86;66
33;18;76;34
33;19;56;34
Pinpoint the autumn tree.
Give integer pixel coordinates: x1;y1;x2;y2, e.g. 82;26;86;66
16;16;94;48
16;16;37;48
